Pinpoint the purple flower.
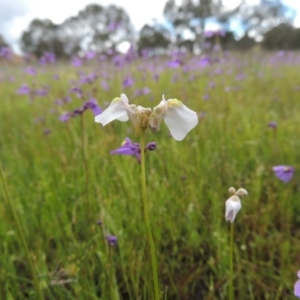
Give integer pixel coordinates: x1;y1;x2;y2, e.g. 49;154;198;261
146;142;156;151
110;138;156;163
39;52;56;64
55;99;64;106
0;47;13;59
272;165;295;183
294;270;300;298
72;56;82;67
59;112;74;122
123;76;134;88
203;94;210;100
198;56;211;67
236;73;245;81
268;121;277;129
17;84;31;95
80;72;97;84
35;88;48;97
69;87;83;98
83;98;102;116
43;128;52;135
85;51;96;60
167;60;182;68
25;66;36;76
111;137;141;163
106;235;117;247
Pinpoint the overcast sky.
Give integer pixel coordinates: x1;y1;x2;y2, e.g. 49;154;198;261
0;0;299;53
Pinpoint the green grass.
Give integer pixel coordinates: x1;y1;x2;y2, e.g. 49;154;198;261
1;51;300;299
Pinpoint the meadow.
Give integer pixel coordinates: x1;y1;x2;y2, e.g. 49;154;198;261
0;49;300;300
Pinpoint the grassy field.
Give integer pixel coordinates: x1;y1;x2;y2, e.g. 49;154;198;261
1;50;300;299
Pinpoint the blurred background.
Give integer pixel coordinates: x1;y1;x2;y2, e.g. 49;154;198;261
0;0;300;59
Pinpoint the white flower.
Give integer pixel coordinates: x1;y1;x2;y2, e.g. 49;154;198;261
225;187;248;223
95;94;198;141
149;95;198;141
94;94;130;126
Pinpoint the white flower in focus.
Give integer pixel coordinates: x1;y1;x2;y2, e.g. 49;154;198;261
149;95;198;141
95;93;198;140
95;94;131;125
225;187;248;223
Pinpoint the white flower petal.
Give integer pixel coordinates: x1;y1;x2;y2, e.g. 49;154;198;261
164;99;198;141
225;196;241;223
95;98;128;126
120;93;129;105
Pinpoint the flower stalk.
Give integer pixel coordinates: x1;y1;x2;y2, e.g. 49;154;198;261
0;162;43;300
229;222;234;300
80;115;90;218
140;129;160;300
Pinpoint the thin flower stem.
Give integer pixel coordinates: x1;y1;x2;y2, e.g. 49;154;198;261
140;130;160;300
80;115;90;218
229;222;234;300
108;246;119;300
0;162;43;300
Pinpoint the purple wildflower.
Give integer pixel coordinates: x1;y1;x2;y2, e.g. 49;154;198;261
110;138;156;163
85;51;96;60
17;84;31;95
294;270;300;298
35;88;48;97
39;52;56;64
97;220;102;226
25;66;36;76
59;112;74;122
0;47;13;59
72;56;82;67
167;60;182;68
69;87;83;98
272;165;295;183
123;76;134;88
203;94;210;100
146;142;156;151
105;235;117;247
55;99;63;106
83;98;102;116
80;72;97;84
43;129;52;135
111;137;141;163
198;56;211;67
268;121;277;129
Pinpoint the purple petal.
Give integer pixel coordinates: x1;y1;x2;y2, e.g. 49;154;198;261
295;279;300;297
272;166;295;183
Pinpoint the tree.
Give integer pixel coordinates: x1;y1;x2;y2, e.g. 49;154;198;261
21;19;65;58
20;4;134;58
70;4;134;53
163;0;225;51
137;24;171;55
237;0;296;37
0;34;8;48
262;23;300;50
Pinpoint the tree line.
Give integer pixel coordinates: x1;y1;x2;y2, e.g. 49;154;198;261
1;0;300;58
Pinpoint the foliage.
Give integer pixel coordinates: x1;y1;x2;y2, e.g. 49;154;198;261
1;51;300;299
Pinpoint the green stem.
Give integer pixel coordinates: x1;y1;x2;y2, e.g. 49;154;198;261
80;116;90;218
229;222;234;300
108;246;119;300
0;162;43;300
140;130;160;300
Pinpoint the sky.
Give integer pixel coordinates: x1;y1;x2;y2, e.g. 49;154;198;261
0;0;299;53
